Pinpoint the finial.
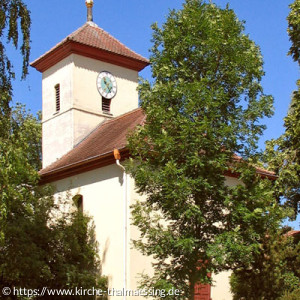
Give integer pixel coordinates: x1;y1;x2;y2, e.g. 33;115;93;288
85;0;94;22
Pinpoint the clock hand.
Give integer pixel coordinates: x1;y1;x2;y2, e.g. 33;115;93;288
103;78;112;93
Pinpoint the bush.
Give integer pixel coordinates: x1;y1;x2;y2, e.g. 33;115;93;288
279;289;300;300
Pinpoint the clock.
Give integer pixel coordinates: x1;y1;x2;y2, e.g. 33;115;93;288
96;71;117;99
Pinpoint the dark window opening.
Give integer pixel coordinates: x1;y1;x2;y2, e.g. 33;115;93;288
73;195;83;212
102;97;111;113
55;84;60;112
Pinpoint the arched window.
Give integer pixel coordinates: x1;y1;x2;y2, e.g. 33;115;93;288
55;84;60;112
73;194;83;212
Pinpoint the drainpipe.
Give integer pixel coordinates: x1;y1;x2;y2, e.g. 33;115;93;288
114;149;128;299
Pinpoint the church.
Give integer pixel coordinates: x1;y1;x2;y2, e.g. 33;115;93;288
31;1;275;299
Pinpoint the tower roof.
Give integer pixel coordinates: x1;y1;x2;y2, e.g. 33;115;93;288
31;22;149;72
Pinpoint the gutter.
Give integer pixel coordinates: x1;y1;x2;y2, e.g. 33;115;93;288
38;148;130;184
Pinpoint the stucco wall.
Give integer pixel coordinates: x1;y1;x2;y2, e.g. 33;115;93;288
53;165;126;297
42;56;74;122
51;166;237;300
52;166;156;300
72;54;139;117
42;110;74;168
211;271;233;300
42;56;74;167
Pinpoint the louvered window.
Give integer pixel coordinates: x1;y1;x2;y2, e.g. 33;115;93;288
55;84;60;112
102;97;111;113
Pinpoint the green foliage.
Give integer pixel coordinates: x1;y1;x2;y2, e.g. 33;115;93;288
126;1;278;298
0;105;41;243
265;85;300;217
265;0;300;218
287;0;300;63
230;231;300;300
0;106;107;299
279;288;300;300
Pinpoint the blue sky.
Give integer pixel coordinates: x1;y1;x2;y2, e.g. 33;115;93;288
6;1;299;226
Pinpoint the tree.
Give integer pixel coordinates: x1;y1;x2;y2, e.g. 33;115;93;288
126;0;280;299
279;288;300;300
230;229;300;300
0;106;107;299
287;0;300;64
265;0;300;217
0;0;31;239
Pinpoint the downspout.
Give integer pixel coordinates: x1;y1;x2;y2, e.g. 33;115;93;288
114;149;128;299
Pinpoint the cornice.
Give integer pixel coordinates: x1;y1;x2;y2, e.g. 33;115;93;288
31;40;149;73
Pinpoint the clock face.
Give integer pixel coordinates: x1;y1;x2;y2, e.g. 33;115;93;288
96;71;117;99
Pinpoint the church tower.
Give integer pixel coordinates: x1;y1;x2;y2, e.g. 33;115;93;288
31;0;149;168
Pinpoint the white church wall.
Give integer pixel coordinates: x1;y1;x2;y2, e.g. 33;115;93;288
128;182;154;298
51;165;238;299
211;271;233;300
42;56;74;122
48;165;157;300
51;165;155;300
72;109;106;146
42;110;74;168
41;56;75;167
53;164;127;298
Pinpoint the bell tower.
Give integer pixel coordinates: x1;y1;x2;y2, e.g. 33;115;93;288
31;0;149;168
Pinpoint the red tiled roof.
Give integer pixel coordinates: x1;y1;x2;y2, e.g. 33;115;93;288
39;107;277;184
69;23;148;62
39;108;145;183
31;22;149;72
230;154;277;179
285;230;300;237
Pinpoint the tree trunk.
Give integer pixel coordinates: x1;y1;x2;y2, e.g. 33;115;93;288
189;280;195;300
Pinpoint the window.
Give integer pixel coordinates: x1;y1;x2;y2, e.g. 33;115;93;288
102;97;111;113
73;194;83;212
55;84;60;112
